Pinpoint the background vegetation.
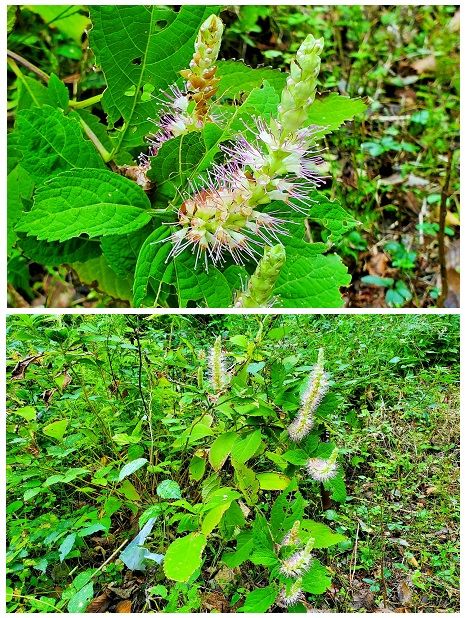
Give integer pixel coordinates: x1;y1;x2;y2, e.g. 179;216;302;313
6;314;460;612
7;4;460;308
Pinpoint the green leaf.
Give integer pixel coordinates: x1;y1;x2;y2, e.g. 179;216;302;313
47;73;69;110
282;449;309;466
119;479;141;501
307;93;367;132
133;226;172;308
163;532;206;582
216;60;286;100
301;559;332;594
300;520;347;548
67;582;94;613
42;419;69;441
173;252;234;308
201;502;230;535
15;106;103;182
209;432;238;471
189;455;206;481
71;255;133;302
325;469;347;503
222;531;254;568
307;190;359;243
89;5;216;150
231;430;263;465
7;165;34;255
26;6;90;43
270;482;306;541
118;458;148;482
20;237;102;267
59;533;77;562
17;169;151;242
101;224;152;278
157;479;182;500
238;585;277;613
16;76;54;112
13;406;36;421
274;239;351;308
257;472;291;490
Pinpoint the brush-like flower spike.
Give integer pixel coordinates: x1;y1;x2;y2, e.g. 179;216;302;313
278;578;304;607
287;348;328;442
306;447;339;482
209;335;226;392
278;34;324;136
280;537;315;577
180;15;223;120
234;244;285;308
280;520;301;547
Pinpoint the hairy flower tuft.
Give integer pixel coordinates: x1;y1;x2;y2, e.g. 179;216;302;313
280;538;314;577
209;335;226;391
281;520;301;547
306;448;339;482
278;579;304;607
287;348;328;442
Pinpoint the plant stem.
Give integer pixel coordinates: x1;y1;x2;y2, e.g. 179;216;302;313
77;116;112;162
7;49;49;82
69;93;103;109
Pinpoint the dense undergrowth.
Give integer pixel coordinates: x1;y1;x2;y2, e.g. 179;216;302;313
7;5;460;308
6;314;459;612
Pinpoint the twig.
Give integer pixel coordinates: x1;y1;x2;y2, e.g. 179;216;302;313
92;538;129;578
7;49;49;82
436;148;454;307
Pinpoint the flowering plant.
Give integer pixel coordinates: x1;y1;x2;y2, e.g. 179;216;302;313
157;330;347;611
9;6;366;307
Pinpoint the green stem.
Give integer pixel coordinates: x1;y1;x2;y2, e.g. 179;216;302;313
78;116;112;162
7;58;42;106
68;93;103;109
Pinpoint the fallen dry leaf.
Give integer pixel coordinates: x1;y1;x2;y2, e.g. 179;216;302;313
116;599;132;613
11;354;43;380
86;590;111;613
412;55;436;74
397;581;413;606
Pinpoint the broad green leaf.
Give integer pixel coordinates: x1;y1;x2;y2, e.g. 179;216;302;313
233;462;259;505
231;430;262;465
307;190;359;243
7;165;34;255
119;517;163;571
118;457;148;482
67;582;94;613
257;472;291;490
173;252;234;308
59;532;76;562
201;502;230;535
209;432;238;471
301;559;332;594
17;169;152;242
133;226;172;308
42;419;69;441
307;93;367;131
101;224;152;278
47;73;69;110
72;255;133;302
238;585;277;613
12;406;36;421
216;60;286;100
157;479;182;500
16;75;54;112
325;469;347;503
282;449;309;466
163;532;206;582
250;546;279;567
119;479;141;501
274;239;351;308
20;236;102;267
89;5;215;150
270;482;306;541
222;531;253;568
189;455;206;481
25;5;90;43
300;520;347;548
15;106;103;182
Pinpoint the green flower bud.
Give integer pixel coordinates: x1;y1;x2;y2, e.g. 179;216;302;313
234;244;286;308
278;34;324;135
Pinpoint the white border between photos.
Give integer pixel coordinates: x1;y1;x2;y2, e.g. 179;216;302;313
2;1;463;617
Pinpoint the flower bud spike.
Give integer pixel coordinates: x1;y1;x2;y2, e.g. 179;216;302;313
234;244;285;308
278;579;304;607
306;448;339;482
209;335;226;392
